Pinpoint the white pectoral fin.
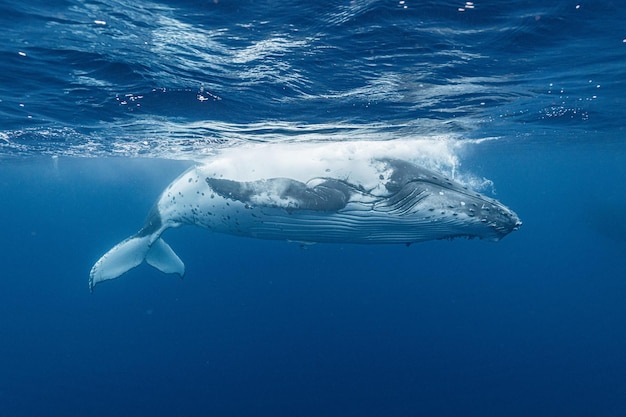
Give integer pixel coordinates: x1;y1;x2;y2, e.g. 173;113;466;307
89;235;185;291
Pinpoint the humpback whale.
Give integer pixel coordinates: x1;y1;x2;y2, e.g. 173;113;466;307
90;142;521;290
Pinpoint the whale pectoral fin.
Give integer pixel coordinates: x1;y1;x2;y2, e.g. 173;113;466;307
145;238;185;278
89;235;185;291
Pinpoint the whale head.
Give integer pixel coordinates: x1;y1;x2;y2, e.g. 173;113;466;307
378;159;521;242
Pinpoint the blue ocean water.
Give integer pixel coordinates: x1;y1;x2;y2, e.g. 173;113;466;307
1;0;626;416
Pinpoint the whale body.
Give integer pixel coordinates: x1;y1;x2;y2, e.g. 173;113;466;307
90;143;521;290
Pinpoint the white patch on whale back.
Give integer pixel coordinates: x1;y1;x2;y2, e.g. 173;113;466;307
197;138;461;187
247;179;301;207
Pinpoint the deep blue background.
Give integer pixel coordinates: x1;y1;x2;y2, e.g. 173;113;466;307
1;0;626;416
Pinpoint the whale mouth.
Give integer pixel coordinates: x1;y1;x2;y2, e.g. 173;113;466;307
497;214;522;239
497;218;522;240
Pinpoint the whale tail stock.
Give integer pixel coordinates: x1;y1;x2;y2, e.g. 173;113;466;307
89;233;185;292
